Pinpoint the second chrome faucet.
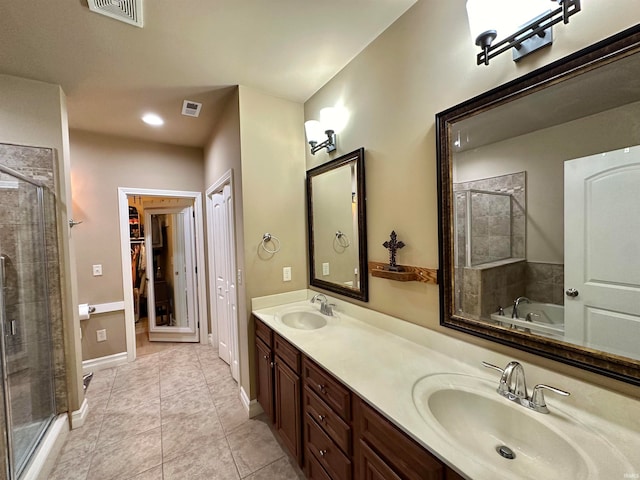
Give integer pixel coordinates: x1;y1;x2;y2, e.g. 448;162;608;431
482;360;570;414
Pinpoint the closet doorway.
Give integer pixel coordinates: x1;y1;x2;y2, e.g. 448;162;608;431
207;171;239;381
119;188;207;361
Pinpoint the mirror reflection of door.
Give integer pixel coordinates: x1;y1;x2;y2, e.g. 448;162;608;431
564;146;640;358
144;206;199;342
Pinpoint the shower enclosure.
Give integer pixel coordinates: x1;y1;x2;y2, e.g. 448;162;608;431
0;163;57;480
454;189;513;268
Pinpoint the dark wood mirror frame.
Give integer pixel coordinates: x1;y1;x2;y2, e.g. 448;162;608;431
307;148;368;302
436;25;640;386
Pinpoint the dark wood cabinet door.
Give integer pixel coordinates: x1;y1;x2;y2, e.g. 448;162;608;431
275;358;302;465
256;338;274;423
358;440;402;480
354;397;443;480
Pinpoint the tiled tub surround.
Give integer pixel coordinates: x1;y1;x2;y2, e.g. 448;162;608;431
253;290;640;480
456;260;564;321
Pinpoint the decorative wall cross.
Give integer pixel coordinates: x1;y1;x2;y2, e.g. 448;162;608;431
383;230;405;271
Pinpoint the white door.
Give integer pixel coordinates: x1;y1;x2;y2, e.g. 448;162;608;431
212;192;230;363
145;206;199;342
211;184;239;380
564;146;640;360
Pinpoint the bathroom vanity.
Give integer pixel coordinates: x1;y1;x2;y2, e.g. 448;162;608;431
254;314;463;480
252;291;640;480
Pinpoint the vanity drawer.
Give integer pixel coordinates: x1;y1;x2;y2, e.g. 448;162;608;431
255;317;272;346
274;333;301;373
306;449;333;480
303;358;351;421
305;416;352;480
304;386;352;455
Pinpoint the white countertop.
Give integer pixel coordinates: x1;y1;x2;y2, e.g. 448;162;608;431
252;290;640;480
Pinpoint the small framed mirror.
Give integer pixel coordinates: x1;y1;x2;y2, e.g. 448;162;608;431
307;148;368;301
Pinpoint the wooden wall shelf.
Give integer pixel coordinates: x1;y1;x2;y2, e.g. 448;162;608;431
368;261;438;284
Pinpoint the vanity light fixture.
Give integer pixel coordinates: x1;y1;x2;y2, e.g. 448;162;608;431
467;0;581;66
304;107;337;155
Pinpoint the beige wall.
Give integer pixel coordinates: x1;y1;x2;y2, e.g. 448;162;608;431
303;1;640;397
69;129;204;360
238;86;307;396
0;74;84;411
203;88;244;355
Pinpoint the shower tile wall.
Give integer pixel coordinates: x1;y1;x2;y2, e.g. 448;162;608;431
461;260;527;319
0;144;67;413
454;172;526;316
455;171;526;262
525;262;564;305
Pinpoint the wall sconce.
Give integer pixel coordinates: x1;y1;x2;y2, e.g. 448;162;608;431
467;0;581;66
304;107;338;155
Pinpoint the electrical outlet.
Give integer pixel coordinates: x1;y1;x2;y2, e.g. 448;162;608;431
322;262;330;276
283;266;292;282
96;329;107;342
92;264;103;276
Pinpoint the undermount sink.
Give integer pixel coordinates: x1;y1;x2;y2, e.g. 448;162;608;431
278;310;327;330
412;373;631;480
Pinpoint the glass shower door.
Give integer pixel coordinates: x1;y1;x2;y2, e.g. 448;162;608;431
0;167;56;479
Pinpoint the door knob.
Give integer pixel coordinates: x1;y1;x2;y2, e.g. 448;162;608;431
565;288;579;297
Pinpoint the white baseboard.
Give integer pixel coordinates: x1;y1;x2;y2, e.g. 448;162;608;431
70;397;89;429
21;414;68;480
208;333;214;346
241;386;264;418
82;351;128;374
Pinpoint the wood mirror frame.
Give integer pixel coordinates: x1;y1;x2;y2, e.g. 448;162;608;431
436;25;640;386
307;148;368;301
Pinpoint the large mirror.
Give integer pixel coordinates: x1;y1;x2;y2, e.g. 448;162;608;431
307;148;368;301
437;25;640;385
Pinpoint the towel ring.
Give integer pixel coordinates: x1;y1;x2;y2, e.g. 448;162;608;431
261;233;281;254
335;230;350;248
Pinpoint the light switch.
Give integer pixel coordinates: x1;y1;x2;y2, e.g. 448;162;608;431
92;264;103;276
322;263;330;276
96;329;107;342
283;266;292;282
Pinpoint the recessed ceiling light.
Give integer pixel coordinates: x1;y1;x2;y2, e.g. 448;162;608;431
142;113;164;126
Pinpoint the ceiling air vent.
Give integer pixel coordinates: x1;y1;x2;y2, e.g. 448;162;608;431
87;0;143;28
182;100;202;118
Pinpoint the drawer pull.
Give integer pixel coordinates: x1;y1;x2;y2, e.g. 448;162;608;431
263;355;269;360
318;414;326;422
318;384;326;393
319;449;328;457
270;361;275;368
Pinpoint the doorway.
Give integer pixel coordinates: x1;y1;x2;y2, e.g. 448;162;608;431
207;170;239;381
118;188;207;362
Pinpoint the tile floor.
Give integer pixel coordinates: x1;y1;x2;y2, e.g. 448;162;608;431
48;341;305;480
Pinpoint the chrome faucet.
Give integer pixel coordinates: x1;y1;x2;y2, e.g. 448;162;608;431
311;293;335;316
512;296;531;319
482;361;570;413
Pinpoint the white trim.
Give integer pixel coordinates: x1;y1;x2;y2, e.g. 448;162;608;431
88;300;125;315
82;351;128;373
241;386;264;418
118;187;209;364
20;414;68;480
70;397;89;429
208;333;214;347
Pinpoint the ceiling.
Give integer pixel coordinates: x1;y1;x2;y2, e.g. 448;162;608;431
0;0;416;148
